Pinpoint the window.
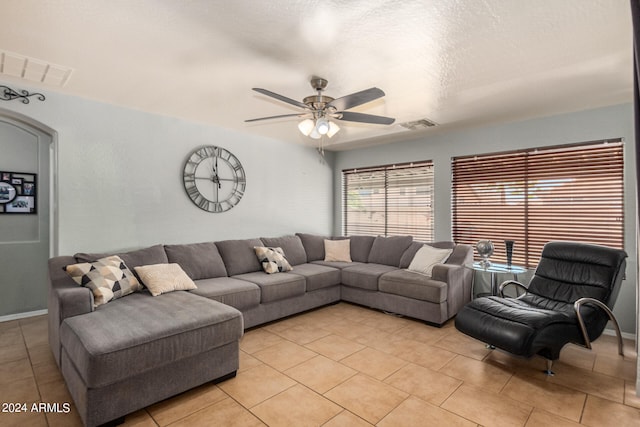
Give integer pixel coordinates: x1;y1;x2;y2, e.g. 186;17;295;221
343;161;434;241
452;140;624;268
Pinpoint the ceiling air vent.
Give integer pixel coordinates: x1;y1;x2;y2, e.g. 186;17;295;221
0;50;73;87
399;118;438;130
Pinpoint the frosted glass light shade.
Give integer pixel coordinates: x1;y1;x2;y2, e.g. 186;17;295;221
327;121;340;138
309;128;321;139
298;119;315;136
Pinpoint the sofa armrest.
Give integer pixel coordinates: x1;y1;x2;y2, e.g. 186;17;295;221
446;244;474;266
48;256;93;366
431;262;473;319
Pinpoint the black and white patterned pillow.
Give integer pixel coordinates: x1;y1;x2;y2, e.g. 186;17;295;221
64;255;142;307
254;246;293;274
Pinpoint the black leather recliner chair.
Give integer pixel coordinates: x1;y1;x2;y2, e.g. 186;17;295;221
455;241;627;374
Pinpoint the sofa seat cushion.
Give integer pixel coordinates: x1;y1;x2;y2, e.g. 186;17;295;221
288;263;341;292
379;269;447;303
312;260;366;269
59;291;243;389
341;263;398;291
190;277;260;310
232;271;305;303
455;295;576;358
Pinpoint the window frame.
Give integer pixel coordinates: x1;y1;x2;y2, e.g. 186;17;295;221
451;139;624;268
342;160;434;241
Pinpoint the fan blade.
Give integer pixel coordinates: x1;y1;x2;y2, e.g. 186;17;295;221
327;87;385;111
335;111;395;125
252;88;308;110
245;113;309;123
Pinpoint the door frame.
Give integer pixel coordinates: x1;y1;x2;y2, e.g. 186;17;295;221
0;107;58;256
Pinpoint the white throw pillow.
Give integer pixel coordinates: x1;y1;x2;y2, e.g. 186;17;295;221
324;239;352;262
407;245;453;277
134;263;197;296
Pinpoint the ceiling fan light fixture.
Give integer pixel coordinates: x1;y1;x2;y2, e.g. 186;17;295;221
309;128;322;139
298;118;315;136
315;117;330;135
327;121;340;138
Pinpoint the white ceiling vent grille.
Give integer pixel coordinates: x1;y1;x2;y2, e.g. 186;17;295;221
0;50;73;87
399;118;438;130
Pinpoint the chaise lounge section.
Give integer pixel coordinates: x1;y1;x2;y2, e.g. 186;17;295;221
48;233;473;426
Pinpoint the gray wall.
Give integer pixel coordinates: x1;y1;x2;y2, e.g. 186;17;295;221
0;85;334;255
333;103;637;334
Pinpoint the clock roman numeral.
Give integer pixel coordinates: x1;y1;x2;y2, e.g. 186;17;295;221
185;183;199;197
197;196;210;211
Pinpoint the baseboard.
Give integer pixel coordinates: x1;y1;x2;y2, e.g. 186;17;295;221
0;309;48;323
603;328;636;341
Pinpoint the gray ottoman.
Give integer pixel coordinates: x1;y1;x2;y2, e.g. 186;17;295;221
59;291;243;427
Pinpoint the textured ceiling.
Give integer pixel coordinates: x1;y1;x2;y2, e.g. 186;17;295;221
0;0;633;150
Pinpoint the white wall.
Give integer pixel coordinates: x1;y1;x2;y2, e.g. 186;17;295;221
334;103;637;334
0;85;335;256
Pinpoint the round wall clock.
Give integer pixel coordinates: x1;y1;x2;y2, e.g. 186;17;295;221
183;145;246;212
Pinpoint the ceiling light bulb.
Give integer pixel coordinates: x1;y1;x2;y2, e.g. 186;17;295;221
327;121;340;138
316;118;330;135
298;119;315;136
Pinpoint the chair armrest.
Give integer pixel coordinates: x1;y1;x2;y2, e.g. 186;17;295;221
574;297;624;355
499;280;528;298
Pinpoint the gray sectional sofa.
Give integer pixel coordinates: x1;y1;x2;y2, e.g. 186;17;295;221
48;233;473;426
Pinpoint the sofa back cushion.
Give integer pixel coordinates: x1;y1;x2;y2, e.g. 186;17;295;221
164;242;228;280
261;235;307;266
296;233;329;262
368;235;413;267
215;238;264;276
334;235;375;263
75;244;168;271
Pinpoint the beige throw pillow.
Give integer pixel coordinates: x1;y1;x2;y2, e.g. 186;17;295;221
407;245;453;277
324;239;352;262
134;263;197;296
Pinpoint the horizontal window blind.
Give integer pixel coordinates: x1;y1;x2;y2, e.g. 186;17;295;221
343;161;434;241
452;141;624;268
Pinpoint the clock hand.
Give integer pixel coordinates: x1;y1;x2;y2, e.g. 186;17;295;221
213;157;222;189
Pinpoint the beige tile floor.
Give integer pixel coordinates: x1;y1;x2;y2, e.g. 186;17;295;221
0;302;638;426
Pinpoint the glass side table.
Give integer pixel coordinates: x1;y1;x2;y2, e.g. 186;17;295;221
470;261;527;298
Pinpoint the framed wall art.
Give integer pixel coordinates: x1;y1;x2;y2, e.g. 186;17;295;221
0;171;37;214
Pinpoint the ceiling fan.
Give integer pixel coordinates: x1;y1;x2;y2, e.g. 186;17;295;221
245;77;395;140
